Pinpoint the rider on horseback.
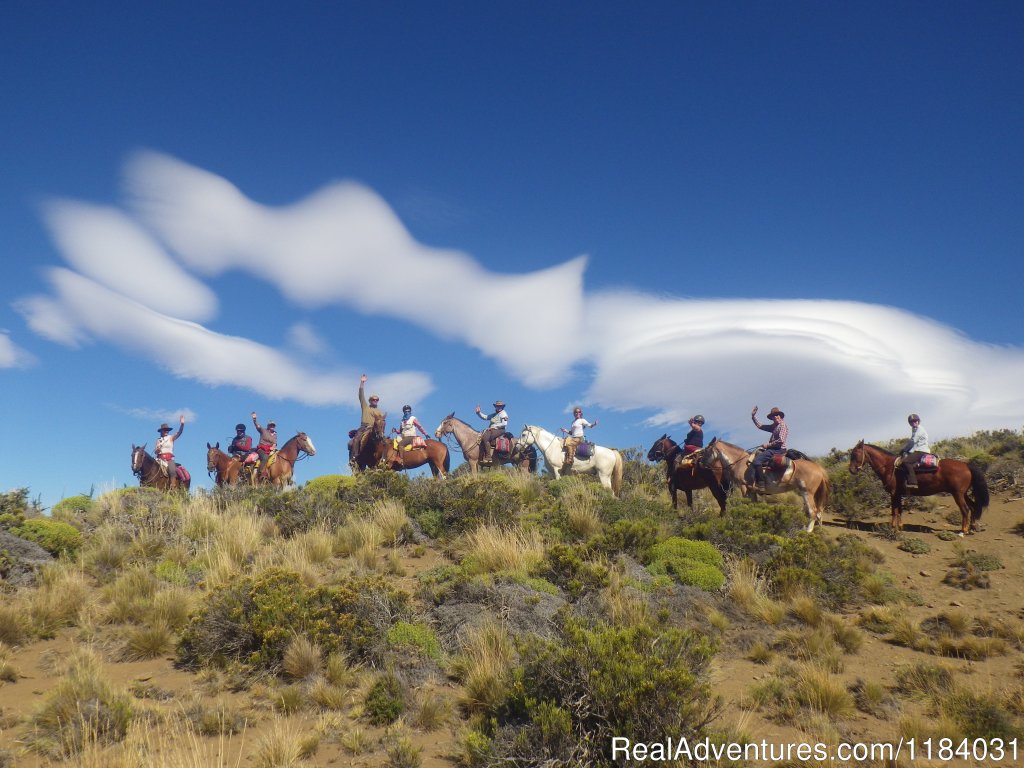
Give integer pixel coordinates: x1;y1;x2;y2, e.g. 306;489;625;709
750;406;788;491
899;413;930;489
560;407;598;471
676;415;705;471
229;423;253;461
349;374;384;468
156;416;185;485
251;412;277;480
475;400;508;465
395;405;430;450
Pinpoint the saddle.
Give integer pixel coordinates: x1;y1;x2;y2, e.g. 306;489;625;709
896;454;940;473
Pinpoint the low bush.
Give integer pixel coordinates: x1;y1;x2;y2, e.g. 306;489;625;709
364;672;407;725
645;537;725;591
406;474;522;538
765;533;881;609
387;621;442;661
680;500;804;561
13;518;82;558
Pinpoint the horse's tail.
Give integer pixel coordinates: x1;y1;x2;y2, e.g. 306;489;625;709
443;444;451;475
815;471;830;514
968;464;990;521
612;450;624;498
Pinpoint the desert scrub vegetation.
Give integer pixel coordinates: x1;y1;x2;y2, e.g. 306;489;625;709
177;566;410;674
463;616;719;766
644;536;725;591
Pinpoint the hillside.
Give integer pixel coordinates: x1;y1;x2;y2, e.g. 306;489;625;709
1;432;1024;767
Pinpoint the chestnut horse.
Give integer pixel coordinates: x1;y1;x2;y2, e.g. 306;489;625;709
647;435;730;514
350;413;389;472
701;438;830;533
382;437;451;478
255;432;316;487
434;413;537;475
131;444;191;492
848;440;989;536
206;442;245;486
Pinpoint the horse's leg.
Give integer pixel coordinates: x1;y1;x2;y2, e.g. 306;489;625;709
890;494;902;531
801;486;816;533
710;480;727;516
952;490;971;536
684;488;693;510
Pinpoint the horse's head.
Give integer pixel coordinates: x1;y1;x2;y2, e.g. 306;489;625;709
698;436;719;469
647;434;672;462
372;413;387;439
131;444;146;475
206;442;219;472
296;432;317;456
434;412;456;438
848;440;866;474
518;425;537;446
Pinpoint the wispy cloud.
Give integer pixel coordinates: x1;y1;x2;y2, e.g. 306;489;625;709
106;403;199;423
0;331;35;368
17;152;1024;452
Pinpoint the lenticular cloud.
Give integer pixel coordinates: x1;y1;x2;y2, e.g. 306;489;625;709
17;151;1024;449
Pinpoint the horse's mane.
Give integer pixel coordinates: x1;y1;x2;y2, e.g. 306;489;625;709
862;443;896;456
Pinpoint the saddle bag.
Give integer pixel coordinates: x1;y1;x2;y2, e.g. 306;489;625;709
919;454;939;469
412;436;427;448
575;441;593;459
176;465;191;483
494;435;513;455
771;453;790;471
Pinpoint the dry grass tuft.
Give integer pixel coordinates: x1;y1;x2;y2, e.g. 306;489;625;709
452;620;515;715
123;622;173;661
372;498;411;544
728;559;785;625
335;518;383;557
282;635;324;681
253;720;304;768
461;525;545;576
413;689;454;731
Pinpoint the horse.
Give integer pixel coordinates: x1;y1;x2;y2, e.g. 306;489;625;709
848;440;989;536
206;442;247;486
701;438;830;533
382;436;451;478
131;444;191;492
434;413;537;475
253;432;316;488
646;434;730;514
518;425;623;497
350;413;389;472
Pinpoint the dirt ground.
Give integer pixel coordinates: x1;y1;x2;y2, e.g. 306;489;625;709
1;491;1022;767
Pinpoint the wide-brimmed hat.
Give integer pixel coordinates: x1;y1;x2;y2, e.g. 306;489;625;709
157;423;173;433
369;394;380;401
493;400;505;408
765;407;785;419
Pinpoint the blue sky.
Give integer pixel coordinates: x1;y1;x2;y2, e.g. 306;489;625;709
3;2;1023;508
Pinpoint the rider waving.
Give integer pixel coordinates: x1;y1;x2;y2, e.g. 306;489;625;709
251;412;278;480
156;415;185;486
750;406;788;491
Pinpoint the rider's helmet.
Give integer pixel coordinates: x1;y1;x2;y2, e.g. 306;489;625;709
235;423;246;432
690;415;705;425
908;413;920;424
402;405;412;414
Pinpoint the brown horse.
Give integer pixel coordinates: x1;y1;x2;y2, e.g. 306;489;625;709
206;442;247;486
131;444;191;492
701;438;830;533
350;413;389;472
647;435;730;514
848;440;989;535
434;413;537;475
253;432;316;487
382;437;451;478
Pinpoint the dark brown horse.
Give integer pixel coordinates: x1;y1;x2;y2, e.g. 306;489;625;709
206;442;247;486
254;432;316;488
647;435;730;514
849;440;989;535
382;437;451;478
131;444;191;492
350;413;389;472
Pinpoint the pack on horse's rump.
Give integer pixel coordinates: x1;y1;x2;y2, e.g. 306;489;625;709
494;434;513;456
575;441;594;460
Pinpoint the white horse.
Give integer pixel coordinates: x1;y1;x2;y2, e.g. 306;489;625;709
518;425;624;497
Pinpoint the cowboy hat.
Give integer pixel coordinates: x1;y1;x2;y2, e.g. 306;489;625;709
157;423;173;432
493;400;505;408
765;407;785;419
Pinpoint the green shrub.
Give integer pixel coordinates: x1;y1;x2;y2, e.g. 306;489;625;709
387;621;442;661
364;672;406;725
898;538;931;554
680;500;803;560
490;618;719;765
405;475;522;538
646;538;726;591
177;567;408;673
544;543;609;598
591;518;661;558
50;495;93;525
766;533;880;609
14;518;82;557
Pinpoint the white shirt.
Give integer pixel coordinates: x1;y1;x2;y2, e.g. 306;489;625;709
568;417;592;438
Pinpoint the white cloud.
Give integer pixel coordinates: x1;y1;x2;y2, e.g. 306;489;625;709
582;292;1024;451
125;151;587;386
0;331;35;368
106;404;199;424
42;199;217;322
286;322;329;357
23;268;432;407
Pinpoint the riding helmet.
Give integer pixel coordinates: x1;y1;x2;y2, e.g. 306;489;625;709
908;413;920;424
235;423;246;431
690;415;705;425
402;405;412;413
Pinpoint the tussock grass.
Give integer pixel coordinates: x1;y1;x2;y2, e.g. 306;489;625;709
371;498;411;544
452;620;515;715
341;726;374;755
600;567;650;627
309;678;349;711
0;604;28;646
0;643;17;683
561;477;602;539
123;622;173;660
272;684;306;714
282;635;323;681
461;525;545;576
27;647;133;757
386;733;423;768
335;518;383;557
148;585;196;631
787;594;824;626
253;720;303;768
413;690;453;731
858;605;898;634
29;565;89;637
747;640;773;665
728;559;785;625
793;663;855;719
